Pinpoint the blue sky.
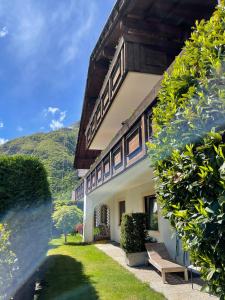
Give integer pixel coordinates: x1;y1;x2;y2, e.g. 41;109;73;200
0;0;116;144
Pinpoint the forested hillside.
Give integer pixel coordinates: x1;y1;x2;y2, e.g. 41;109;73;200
0;124;79;201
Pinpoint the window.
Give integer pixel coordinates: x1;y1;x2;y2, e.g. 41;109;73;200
125;123;142;161
112;142;123;172
144;196;158;231
103;155;111;179
119;201;125;225
146;111;153;141
87;175;91;191
96;164;102;183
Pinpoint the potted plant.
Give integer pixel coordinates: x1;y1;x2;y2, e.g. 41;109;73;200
120;213;148;267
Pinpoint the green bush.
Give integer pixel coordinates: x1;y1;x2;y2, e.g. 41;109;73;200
0;155;51;297
121;213;147;254
148;3;225;298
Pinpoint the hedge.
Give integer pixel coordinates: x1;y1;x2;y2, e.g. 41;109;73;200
0;155;51;298
148;3;225;298
121;213;147;254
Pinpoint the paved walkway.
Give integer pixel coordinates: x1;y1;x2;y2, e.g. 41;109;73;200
95;243;218;300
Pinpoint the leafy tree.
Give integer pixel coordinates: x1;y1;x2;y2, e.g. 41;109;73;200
52;204;83;243
148;3;225;298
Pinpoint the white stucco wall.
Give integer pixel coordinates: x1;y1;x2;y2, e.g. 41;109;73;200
108;182;186;265
109;181;154;242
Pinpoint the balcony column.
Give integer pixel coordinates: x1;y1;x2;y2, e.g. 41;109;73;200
83;192;94;242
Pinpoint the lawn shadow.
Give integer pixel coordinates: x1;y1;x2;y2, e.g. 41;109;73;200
65;242;91;246
36;254;99;300
136;264;206;287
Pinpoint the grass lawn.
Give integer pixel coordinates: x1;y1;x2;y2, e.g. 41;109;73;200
38;235;164;300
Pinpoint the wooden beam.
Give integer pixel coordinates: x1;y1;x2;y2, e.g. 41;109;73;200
123;33;183;54
93;60;109;71
162;2;216;25
97;46;116;61
121;16;185;39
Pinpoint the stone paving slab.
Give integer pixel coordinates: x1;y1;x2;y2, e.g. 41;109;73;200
95;243;218;300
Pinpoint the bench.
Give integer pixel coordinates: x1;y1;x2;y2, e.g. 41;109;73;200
145;243;188;283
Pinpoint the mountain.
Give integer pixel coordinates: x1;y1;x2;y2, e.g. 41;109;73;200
0;124;80;201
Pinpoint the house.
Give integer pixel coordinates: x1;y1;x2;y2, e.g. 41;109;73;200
74;0;217;262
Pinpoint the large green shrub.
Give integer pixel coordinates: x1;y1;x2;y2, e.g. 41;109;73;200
121;213;147;254
148;3;225;298
0;155;51;297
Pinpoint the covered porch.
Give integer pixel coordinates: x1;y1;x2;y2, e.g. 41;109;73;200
83;157;186;265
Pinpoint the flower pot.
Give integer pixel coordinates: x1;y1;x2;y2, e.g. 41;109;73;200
125;251;147;267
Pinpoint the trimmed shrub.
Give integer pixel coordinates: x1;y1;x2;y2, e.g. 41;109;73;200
148;3;225;298
121;213;147;254
0;155;51;298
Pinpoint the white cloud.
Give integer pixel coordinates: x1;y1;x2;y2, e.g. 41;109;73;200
0;138;8;145
59;111;66;122
17;126;23;132
0;26;8;38
50;120;63;131
48;107;60;115
0;122;4;128
60;1;96;64
42;107;67;131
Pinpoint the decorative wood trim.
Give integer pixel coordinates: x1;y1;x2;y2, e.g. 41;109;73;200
125;121;143;166
103;155;111;182
96;163;103;186
91;170;96;188
112;141;124;175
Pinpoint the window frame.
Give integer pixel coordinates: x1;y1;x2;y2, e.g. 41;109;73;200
144;195;159;231
119;201;126;226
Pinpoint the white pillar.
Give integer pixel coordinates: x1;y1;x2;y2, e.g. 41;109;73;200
83;194;94;242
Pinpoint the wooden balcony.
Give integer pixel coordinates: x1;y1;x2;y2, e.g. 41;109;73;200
85;36;166;150
75;96;156;200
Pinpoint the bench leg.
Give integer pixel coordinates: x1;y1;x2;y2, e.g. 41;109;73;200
184;269;188;281
162;271;166;284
